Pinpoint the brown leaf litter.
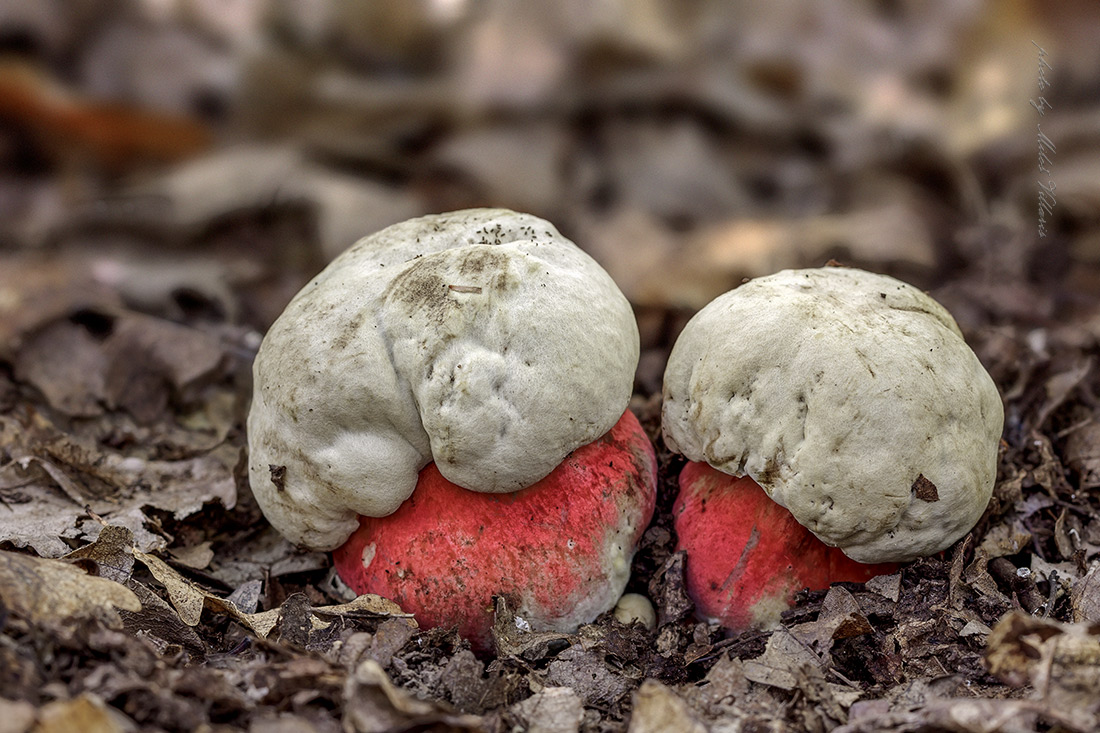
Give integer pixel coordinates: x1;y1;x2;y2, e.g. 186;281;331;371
3;2;1100;731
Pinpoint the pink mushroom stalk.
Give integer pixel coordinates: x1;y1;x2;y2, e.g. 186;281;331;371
675;462;897;630
334;410;656;651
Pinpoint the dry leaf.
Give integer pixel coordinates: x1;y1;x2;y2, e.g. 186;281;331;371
246;593;413;640
12;319;108;417
33;694;136;733
0;60;209;171
0;549;141;625
1035;358;1093;428
0;253;122;361
170;542;214;570
133;548;408;638
839;696;1063;733
133;550;207;626
976;521;1033;560
648;551;693;627
579;208;704;308
603;119;746;224
685;653;751;714
122;580;207;660
691;203;936;283
985;611;1100;730
1071;564;1100;623
208;529;330;588
742;628;822;691
789;586;873;659
581;203;937;309
8;277;232;421
866;573;902;602
627;680;708;733
343;660;482;733
546;647;632;707
509;687;583;733
99;313;227;423
64;525;136;584
431;123;567;214
959;620;994;637
0;413;236;557
134;144;423;261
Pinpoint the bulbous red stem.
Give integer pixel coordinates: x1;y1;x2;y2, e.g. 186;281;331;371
334;410;657;652
675;461;898;630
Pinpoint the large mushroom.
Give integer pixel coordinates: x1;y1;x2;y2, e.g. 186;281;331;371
662;267;1003;628
248;209;655;648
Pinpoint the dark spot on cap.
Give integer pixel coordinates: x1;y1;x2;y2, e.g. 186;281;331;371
758;457;781;487
384;246;514;325
912;474;939;502
270;464;287;492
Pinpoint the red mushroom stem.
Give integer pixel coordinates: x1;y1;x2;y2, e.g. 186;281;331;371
675;461;898;630
334;410;657;652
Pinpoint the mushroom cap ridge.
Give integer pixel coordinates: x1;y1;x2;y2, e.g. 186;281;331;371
249;209;639;550
662;267;1003;563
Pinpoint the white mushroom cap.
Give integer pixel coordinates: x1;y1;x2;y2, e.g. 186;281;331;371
249;209;639;550
662;267;1003;563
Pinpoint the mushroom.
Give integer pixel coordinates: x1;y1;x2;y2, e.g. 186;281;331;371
613;592;657;631
662;267;1003;628
248;209;655;644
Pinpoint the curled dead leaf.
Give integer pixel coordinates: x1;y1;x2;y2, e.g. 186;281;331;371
984;611;1100;730
509;687;583;733
344;660;482;733
63;525;136;584
0;549;141;626
628;680;708;733
133;548;408;639
0;412;236;557
1071;564;1100;623
34;693;136;733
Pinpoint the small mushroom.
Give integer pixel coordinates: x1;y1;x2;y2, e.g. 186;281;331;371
662;267;1003;628
613;592;657;630
248;209;654;646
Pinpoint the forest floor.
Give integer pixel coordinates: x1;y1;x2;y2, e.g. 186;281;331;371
2;2;1100;731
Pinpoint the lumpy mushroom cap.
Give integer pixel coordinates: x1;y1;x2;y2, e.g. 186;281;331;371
662;267;1003;563
248;209;639;550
